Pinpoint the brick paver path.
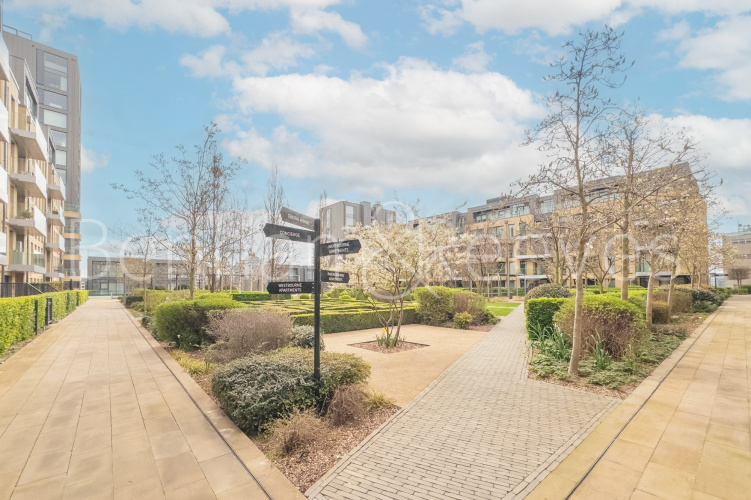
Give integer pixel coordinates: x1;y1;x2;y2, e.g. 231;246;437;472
0;299;299;499
307;305;618;500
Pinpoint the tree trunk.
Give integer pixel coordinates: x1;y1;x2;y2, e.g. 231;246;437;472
645;252;657;329
189;233;197;299
667;259;677;319
620;225;630;300
568;239;587;376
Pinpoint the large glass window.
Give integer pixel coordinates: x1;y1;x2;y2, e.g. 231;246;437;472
56;150;67;166
42;109;67;128
57;169;67;185
38;51;68;92
40;89;67;110
44;53;68;73
50;130;67;148
25;81;38;117
345;205;355;227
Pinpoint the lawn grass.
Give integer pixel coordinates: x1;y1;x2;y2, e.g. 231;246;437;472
486;303;521;317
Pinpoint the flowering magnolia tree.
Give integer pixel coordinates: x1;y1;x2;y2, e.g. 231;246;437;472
340;221;458;346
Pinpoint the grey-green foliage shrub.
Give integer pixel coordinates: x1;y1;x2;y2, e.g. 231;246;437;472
454;312;472;329
153;297;243;349
453;291;485;323
290;325;325;350
525;298;569;337
414;286;455;325
553;295;647;359
692;300;717;313
525;284;571;302
212;347;370;433
207;310;293;363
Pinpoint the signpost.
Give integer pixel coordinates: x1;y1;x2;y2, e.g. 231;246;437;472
264;208;361;388
320;239;362;257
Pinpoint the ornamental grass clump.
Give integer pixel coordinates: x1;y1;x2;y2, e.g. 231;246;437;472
207;310;293;363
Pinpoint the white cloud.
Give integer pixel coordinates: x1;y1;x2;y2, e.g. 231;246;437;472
675;15;751;101
181;33;315;78
452;41;491;72
657;20;690;41
290;8;367;48
223;57;545;197
420;0;751;36
81;145;110;173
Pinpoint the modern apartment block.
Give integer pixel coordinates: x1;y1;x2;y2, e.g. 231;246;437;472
319;200;396;241
87;256;191;296
722;225;751;286
413;164;707;292
3;27;82;283
0;31;72;293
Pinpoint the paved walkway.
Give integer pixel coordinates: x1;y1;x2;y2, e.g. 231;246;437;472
0;299;302;500
530;295;751;500
307;305;618;499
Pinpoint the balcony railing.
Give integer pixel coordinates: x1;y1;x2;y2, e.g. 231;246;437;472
48;173;66;201
8;157;47;198
11;251;46;268
64;268;82;277
64;204;81;214
10;204;47;237
0;166;8;205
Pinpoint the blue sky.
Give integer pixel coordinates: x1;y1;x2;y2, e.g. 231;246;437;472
5;0;751;266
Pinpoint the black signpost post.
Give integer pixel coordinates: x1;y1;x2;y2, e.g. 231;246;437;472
264;208;360;389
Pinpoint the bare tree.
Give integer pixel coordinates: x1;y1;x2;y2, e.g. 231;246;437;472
113;124;237;299
730;267;749;288
263;165;289;282
521;28;631;375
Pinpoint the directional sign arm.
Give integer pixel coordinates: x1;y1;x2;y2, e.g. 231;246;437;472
263;223;316;242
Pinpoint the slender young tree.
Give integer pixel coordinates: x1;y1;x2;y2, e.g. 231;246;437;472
521;27;631;375
263;165;289;282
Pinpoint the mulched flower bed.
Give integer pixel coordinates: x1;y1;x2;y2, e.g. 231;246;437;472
349;340;428;354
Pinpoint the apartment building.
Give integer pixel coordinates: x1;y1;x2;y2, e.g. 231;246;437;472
722;225;751;287
414;164;707;292
88;256;192;296
319;200;396;241
3;27;82;283
0;32;69;291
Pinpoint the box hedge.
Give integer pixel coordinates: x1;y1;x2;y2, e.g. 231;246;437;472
212;347;370;433
525;298;569;337
231;292;272;302
153;297;243;349
553;295;647;359
0;290;88;354
293;307;418;333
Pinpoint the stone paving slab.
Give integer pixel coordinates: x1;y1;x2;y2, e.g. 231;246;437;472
0;298;303;500
529;295;751;500
307;305;618;500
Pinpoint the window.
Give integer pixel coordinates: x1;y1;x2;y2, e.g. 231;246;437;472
57;169;67;184
38;51;68;92
520;261;527;275
44;53;68;73
539;199;554;213
42;109;67;128
40;89;67;110
519;223;527;236
345;205;355;227
55;150;67;166
50;130;67;148
509;224;515;237
25;82;38;117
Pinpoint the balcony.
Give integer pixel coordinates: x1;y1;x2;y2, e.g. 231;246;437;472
62;223;81;240
9;251;46;274
8;158;47;199
63;246;81;261
9;204;47;237
0;231;6;267
0;35;9;81
63;204;81;219
47;208;65;228
0;166;8;205
64;268;82;278
46;234;66;252
9;115;48;162
0;98;8;143
48;174;66;201
45;264;65;280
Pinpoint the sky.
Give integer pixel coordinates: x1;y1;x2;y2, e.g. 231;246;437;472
4;0;751;269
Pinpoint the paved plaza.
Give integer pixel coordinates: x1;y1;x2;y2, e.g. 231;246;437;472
0;299;302;500
307;305;619;499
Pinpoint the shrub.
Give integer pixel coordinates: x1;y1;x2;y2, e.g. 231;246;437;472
693;300;717;313
454;312;473;329
453;291;486;323
326;384;368;426
553;295;647;359
125;294;144;308
293;307;418;333
212;347;370;433
266;409;326;456
652;288;692;314
652;324;688;337
525;298;569;337
525;284;571;302
485;310;500;324
414;286;455;325
290;325;325;350
651;301;670;325
170;350;214;376
363;389;395;411
299;293;311;300
231;292;272;302
153;297;243;349
688;288;721;305
141;316;151;328
207;310;293;363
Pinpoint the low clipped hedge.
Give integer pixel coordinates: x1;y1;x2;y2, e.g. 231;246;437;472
652;301;669;324
232;292;272;302
212;347;370;433
414;286;455;325
526;298;569;336
294;307;418;333
525;284;571;302
153;297;243;349
554;295;647;359
0;290;88;354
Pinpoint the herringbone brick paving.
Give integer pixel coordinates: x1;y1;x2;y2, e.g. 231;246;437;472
307;306;618;500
